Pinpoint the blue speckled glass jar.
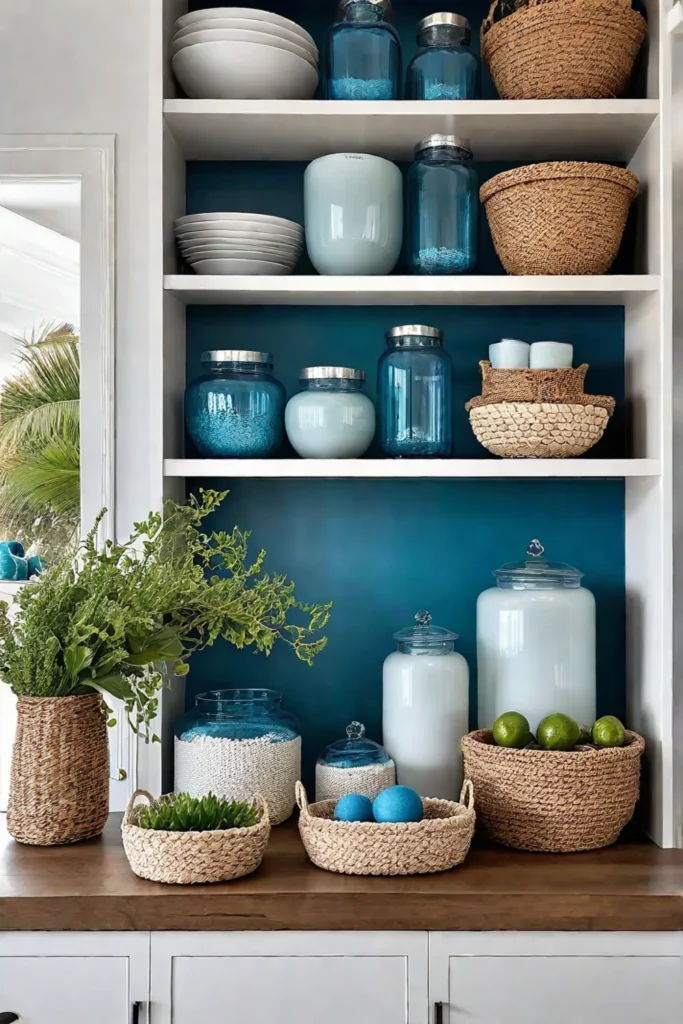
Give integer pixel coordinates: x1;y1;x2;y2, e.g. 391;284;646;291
326;0;401;100
406;13;479;100
407;134;478;275
185;350;285;458
378;325;453;457
174;690;302;825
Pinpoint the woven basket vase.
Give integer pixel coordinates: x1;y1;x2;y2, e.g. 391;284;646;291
480;162;638;276
462;730;645;853
122;790;271;884
296;780;475;876
481;0;647;100
7;694;109;846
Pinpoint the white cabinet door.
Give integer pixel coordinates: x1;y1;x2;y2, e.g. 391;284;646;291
430;933;683;1024
0;933;149;1024
151;932;429;1024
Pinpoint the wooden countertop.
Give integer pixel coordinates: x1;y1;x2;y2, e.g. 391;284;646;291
0;814;682;931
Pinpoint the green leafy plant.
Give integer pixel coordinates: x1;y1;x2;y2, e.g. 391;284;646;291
0;489;331;739
136;792;259;832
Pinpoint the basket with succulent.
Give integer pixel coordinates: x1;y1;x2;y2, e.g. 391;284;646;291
0;489;330;847
122;790;271;884
462;711;645;853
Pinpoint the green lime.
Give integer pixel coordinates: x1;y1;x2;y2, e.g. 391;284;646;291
537;713;580;751
492;711;532;749
591;715;626;748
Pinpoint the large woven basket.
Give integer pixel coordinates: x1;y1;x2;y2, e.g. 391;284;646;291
466;362;615;458
7;694;109;846
480;162;638;276
122;790;271;884
481;0;647;100
462;729;645;853
296;780;475;876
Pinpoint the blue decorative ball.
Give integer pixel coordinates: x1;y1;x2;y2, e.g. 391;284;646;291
373;786;424;824
334;793;374;822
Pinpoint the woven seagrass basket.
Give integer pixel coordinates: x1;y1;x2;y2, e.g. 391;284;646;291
466;362;615;458
122;790;271;884
480;162;638;276
296;780;475;876
7;694;109;846
481;0;647;100
462;730;645;853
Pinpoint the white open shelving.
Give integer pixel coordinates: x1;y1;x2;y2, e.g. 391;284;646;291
154;0;678;844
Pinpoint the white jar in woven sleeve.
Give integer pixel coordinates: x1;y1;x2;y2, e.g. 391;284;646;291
315;721;396;802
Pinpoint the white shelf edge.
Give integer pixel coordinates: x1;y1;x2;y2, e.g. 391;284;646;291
164;98;660;116
164;275;660;306
164;459;662;480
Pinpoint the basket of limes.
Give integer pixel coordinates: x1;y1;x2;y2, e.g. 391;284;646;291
462;712;645;853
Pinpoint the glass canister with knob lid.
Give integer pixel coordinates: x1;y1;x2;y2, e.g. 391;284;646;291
406;12;479;100
383;610;469;800
477;540;596;733
315;721;396;801
326;0;401;100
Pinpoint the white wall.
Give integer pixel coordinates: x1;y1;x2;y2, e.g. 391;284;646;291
0;0;160;538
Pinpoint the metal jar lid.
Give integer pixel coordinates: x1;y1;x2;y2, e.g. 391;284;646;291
417;12;470;33
337;0;392;14
201;350;273;365
386;324;443;340
416;133;472;156
300;366;365;380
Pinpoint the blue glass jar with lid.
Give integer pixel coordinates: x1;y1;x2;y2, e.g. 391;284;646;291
406;12;479;100
315;721;396;801
407;134;478;275
174;689;302;824
378;324;453;457
326;0;401;101
185;350;285;458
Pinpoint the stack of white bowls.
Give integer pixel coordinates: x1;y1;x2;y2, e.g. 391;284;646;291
176;212;304;275
171;7;319;99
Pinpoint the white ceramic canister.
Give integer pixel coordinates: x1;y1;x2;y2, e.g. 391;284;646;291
304;152;403;275
477;539;596;733
285;365;376;458
383;610;469;800
489;338;529;369
529;341;573;369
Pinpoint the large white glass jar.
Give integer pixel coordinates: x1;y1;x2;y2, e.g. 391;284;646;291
477;539;596;733
383;610;469;800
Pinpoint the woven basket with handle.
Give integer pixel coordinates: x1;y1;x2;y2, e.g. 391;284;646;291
462;729;645;853
122;790;271;884
480;162;638;276
296;780;475;876
481;0;647;100
7;694;109;846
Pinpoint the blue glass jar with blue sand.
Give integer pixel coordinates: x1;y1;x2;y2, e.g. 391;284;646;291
316;721;396;801
406;13;479;100
378;324;453;457
185;350;285;459
326;0;401;100
174;689;301;824
407;134;478;275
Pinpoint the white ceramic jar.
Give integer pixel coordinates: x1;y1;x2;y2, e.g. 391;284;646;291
285;366;376;458
383;610;469;800
477;539;596;733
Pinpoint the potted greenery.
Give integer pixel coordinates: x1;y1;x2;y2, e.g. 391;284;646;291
0;489;330;846
122;790;271;884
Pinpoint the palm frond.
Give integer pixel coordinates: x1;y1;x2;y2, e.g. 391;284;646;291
0;436;80;520
0;338;80;446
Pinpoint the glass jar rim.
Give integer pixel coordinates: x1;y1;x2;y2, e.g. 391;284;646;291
418;12;470;33
201;350;273;368
415;134;473;159
195;688;283;705
386;325;443;345
300;366;365;381
337;0;392;15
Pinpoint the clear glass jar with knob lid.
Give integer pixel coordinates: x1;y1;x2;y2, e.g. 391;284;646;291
285;366;376;458
383;610;469;800
477;540;596;733
185;350;285;458
326;0;401;100
406;12;479;100
315;721;396;801
378;324;453;457
407;134;479;275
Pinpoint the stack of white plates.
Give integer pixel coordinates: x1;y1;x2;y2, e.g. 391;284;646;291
176;212;304;275
171;7;319;99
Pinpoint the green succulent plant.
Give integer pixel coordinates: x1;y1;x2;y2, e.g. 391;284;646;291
136;792;260;832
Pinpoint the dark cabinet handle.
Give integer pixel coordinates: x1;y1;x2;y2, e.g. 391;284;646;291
435;1002;445;1024
132;1003;141;1024
0;1015;21;1024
